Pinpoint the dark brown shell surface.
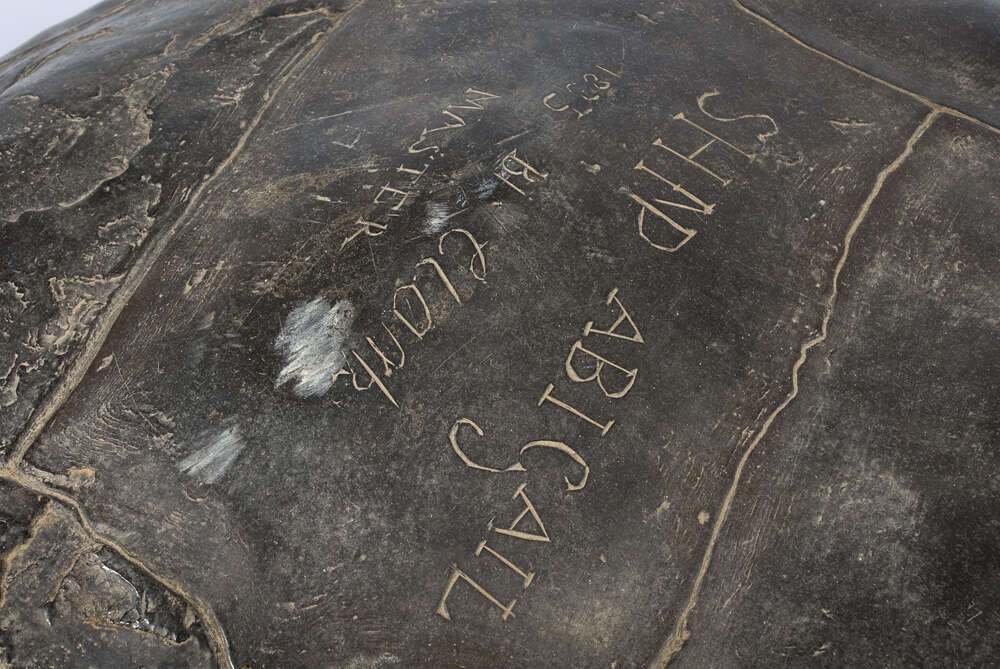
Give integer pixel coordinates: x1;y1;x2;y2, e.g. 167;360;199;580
0;1;998;667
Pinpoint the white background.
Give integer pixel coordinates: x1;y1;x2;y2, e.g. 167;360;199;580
0;1;102;58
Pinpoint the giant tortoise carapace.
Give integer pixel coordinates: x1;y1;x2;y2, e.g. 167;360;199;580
1;1;998;667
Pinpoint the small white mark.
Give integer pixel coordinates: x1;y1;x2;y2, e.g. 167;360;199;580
422;202;451;235
697;510;710;525
195;311;215;330
375;652;401;666
274;297;354;398
829;118;873;130
473;176;499;200
183;268;207;295
178;425;246;484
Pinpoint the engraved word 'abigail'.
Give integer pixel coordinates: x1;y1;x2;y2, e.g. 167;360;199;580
436;287;644;622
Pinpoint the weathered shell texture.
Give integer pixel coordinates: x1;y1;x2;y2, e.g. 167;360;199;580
0;1;998;668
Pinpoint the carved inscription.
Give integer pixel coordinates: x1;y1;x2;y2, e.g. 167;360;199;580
334;213;489;405
619;90;779;252
541;65;623;120
436;288;643;622
493;148;549;198
341;88;501;249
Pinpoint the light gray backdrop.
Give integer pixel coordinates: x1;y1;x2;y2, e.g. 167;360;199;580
0;1;102;58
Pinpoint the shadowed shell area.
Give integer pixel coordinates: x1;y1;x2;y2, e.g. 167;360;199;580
0;1;998;668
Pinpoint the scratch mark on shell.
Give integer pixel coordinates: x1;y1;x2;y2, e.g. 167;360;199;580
650;109;941;667
178;425;246;484
274;297;354;398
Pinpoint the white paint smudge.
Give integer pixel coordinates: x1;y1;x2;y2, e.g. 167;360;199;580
178;425;246;484
473;176;498;200
422;202;451;235
273;297;354;398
